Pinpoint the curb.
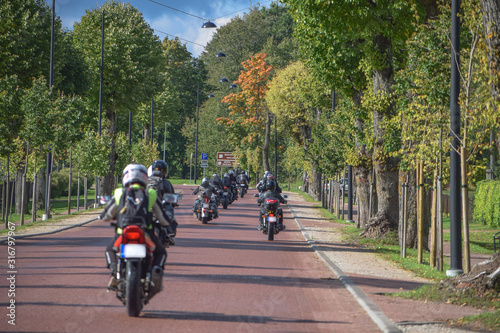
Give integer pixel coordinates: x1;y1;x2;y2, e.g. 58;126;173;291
0;217;99;243
287;203;403;333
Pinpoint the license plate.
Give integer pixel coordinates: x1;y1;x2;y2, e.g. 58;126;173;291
223;193;228;196
120;244;146;258
267;216;277;223
202;203;209;208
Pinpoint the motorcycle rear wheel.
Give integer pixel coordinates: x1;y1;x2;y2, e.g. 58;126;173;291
202;216;208;224
267;222;275;241
126;260;143;317
222;198;228;209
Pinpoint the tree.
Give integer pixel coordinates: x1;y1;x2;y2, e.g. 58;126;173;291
161;38;208;178
72;1;163;195
283;0;432;233
481;0;500;109
220;53;274;172
266;60;331;199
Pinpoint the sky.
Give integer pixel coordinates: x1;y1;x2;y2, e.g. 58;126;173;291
54;0;273;57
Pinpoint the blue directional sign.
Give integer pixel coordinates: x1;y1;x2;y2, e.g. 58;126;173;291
201;153;208;160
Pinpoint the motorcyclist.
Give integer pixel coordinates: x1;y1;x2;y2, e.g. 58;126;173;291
221;173;233;202
228;170;238;200
257;171;269;192
211;173;223;190
256;179;287;231
100;164;177;290
257;171;282;196
192;177;219;218
236;170;250;189
148;160;175;196
148;160;177;246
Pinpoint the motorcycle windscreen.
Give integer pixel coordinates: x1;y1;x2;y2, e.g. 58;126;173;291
120;244;147;258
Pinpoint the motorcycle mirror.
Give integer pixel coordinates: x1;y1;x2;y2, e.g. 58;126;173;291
253;193;259;197
283;195;288;198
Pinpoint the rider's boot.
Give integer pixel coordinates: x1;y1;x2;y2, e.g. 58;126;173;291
107;262;118;291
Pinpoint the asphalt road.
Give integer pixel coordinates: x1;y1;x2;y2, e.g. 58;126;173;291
0;185;381;333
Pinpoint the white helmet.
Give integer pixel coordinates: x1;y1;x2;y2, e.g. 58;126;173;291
122;164;148;187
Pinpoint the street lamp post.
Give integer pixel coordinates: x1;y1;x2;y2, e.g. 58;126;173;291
163;122;167;160
194;83;200;185
447;0;463;277
150;98;154;146
43;0;56;221
274;115;277;178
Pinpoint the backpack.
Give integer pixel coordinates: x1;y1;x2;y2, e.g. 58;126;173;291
116;186;151;229
148;176;164;194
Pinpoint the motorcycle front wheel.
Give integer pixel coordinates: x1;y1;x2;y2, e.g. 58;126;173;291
126;260;143;317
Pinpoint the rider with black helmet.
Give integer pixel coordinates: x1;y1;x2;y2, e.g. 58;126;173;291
148;160;175;196
256;179;287;230
192;177;219;218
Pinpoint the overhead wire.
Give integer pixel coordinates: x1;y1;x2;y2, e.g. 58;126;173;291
147;0;275;47
153;28;205;47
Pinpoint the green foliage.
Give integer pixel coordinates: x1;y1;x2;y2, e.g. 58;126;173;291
0;0;54;86
74;129;111;177
473;180;500;227
130;139;160;172
20;77;54;147
0;75;22;156
73;1;163;116
50;169;84;198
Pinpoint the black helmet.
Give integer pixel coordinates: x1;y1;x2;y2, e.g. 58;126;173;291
151;160;168;178
241;170;245;174
266;179;276;191
201;177;210;187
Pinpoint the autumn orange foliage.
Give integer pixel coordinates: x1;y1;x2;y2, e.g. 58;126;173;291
219;53;273;136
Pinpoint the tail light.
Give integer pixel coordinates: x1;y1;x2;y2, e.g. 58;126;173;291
122;225;145;244
265;199;278;204
269;213;275;217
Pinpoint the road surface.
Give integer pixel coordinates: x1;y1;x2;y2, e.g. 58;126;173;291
1;185;381;332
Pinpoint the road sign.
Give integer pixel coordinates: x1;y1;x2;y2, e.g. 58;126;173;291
201;160;208;168
216;160;234;167
201;153;208;160
217;152;235;167
217;152;235;161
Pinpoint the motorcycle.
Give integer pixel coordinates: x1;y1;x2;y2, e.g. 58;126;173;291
237;181;248;198
221;186;231;209
255;193;287;241
154;193;182;247
110;222;161;317
231;180;238;200
194;191;217;224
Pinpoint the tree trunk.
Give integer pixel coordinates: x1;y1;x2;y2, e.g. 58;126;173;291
481;0;500;104
370;32;399;233
352;89;372;228
309;165;322;200
37;172;45;212
102;109;117;196
262;111;271;172
401;170;418;248
15;169;28;215
355;166;371;228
